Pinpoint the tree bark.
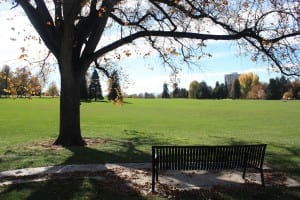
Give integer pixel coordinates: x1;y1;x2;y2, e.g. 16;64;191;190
53;65;86;146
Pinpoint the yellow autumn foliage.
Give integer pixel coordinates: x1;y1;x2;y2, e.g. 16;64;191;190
238;72;259;98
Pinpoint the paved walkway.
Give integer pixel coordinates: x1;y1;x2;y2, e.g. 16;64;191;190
1;163;299;194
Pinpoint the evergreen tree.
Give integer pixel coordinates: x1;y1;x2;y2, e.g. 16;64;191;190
179;88;189;98
162;83;170;98
80;76;89;101
219;83;228;99
198;81;211;98
212;81;221;99
172;83;180;98
107;70;122;103
279;76;289;97
230;79;241;99
267;78;281;99
88;70;104;101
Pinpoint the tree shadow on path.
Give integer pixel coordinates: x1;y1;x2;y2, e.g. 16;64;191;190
0;132;165;200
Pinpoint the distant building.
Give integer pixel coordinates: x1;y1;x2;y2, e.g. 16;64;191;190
225;73;240;96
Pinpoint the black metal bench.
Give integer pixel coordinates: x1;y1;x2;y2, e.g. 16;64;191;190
152;144;267;192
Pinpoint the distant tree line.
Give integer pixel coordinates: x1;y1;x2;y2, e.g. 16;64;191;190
0;65;41;98
158;73;300;100
0;65;61;98
0;65;124;102
3;64;299;101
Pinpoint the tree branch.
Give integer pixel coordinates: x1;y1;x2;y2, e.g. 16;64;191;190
84;29;252;67
17;1;59;58
81;0;120;61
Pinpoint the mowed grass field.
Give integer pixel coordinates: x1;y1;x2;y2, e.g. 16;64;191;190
0;98;299;181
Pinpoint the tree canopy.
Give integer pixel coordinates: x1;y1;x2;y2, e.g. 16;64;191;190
5;0;300;146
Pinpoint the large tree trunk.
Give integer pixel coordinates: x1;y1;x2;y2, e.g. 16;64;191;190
53;66;86;146
53;13;86;146
53;36;86;146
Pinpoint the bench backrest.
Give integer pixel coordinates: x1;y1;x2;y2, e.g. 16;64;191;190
152;144;267;170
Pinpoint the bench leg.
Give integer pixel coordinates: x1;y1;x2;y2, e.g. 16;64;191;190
152;171;155;192
261;169;265;187
242;167;246;179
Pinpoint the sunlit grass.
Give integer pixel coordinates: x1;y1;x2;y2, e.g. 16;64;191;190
0;98;299;181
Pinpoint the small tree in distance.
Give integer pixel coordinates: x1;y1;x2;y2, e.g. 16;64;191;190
162;83;170;98
89;69;104;101
80;76;89;102
0;65;11;98
189;81;200;99
46;81;59;97
231;79;241;99
107;70;123;104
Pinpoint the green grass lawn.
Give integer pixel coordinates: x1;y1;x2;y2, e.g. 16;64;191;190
0;98;299;199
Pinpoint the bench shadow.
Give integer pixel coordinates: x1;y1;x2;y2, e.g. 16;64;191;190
210;136;300;180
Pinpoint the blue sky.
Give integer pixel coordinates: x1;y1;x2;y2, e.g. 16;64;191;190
119;41;279;94
0;3;280;95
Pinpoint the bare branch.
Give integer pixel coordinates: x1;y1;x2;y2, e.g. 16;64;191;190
17;1;59;58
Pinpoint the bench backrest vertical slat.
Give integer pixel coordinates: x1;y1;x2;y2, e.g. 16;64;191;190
238;145;244;168
205;147;209;170
167;147;171;169
182;147;187;170
214;146;218;169
161;148;166;169
194;147;198;169
219;146;223;169
198;147;202;169
251;145;257;167
177;147;180;169
192;147;196;169
216;147;220;169
190;147;193;170
226;146;231;168
159;147;163;169
158;147;161;169
233;146;239;168
156;147;160;169
187;147;190;170
260;144;267;169
256;146;262;167
201;147;207;170
171;147;174;170
230;148;236;168
175;147;178;170
216;147;221;169
210;147;215;170
183;147;186;170
188;147;192;170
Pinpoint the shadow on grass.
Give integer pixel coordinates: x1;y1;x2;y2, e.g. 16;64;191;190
171;185;300;200
266;145;300;180
0;131;166;200
1;134;299;199
210;136;300;181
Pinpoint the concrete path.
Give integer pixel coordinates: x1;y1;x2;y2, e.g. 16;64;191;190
1;163;299;194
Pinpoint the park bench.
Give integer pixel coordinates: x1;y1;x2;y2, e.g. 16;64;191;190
152;144;267;192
